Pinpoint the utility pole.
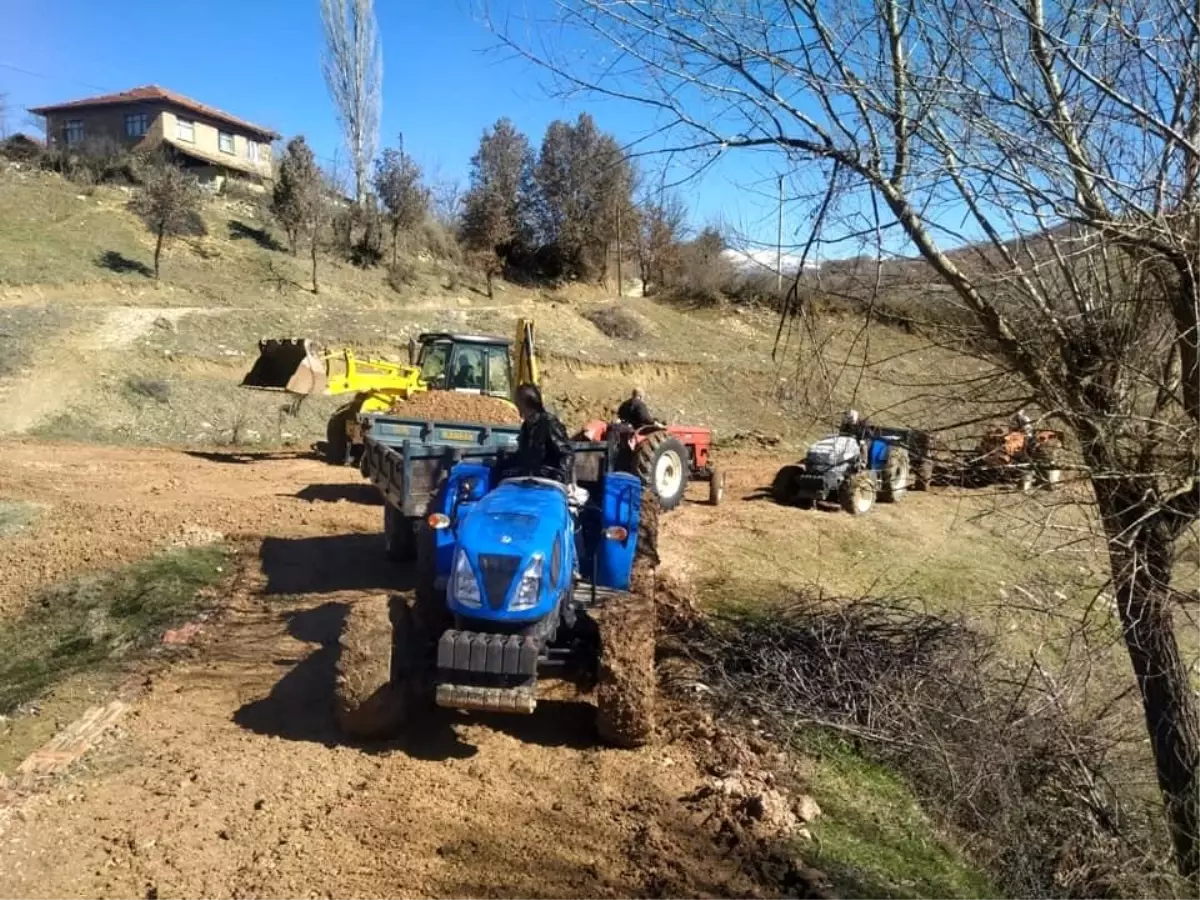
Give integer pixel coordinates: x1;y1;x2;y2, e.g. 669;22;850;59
776;174;784;294
616;202;623;297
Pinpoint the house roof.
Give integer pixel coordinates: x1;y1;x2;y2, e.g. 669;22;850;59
29;85;281;141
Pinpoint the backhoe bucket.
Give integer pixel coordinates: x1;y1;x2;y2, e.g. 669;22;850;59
241;339;327;395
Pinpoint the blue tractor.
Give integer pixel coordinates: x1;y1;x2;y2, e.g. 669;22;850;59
335;441;658;748
771;430;911;515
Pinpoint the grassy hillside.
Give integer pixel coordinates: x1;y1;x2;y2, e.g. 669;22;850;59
0;164;995;450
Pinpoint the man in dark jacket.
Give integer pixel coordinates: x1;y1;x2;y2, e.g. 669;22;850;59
514;384;574;484
617;387;657;428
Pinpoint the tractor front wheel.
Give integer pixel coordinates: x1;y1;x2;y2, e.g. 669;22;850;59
839;472;877;515
635;432;689;512
596;563;657;748
708;469;725;506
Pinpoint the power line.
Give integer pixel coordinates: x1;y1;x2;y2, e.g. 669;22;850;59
0;61;112;95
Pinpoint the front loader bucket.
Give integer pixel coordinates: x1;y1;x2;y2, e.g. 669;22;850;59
241;338;327;395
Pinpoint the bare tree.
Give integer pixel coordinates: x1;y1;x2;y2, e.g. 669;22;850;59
320;0;382;207
638;190;687;293
0;92;9;141
373;137;430;265
494;0;1200;878
130;159;203;279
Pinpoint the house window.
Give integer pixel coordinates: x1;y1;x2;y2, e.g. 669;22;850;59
246;140;259;163
219;131;234;154
125;113;148;138
64;120;84;145
176;118;195;143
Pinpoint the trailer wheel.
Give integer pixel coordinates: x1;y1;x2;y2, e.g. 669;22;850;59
334;594;406;739
635;432;689;511
839;472;876;515
596;563;656;748
383;505;415;561
325;408;352;465
708;469;725;506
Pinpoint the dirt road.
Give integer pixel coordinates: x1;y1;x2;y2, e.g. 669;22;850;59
0;441;798;899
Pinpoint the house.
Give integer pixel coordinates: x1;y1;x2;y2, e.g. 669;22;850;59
30;85;280;183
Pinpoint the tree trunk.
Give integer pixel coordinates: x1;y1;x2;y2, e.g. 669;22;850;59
1095;479;1200;877
153;227;164;279
392;223;398;267
311;231;320;295
485;268;494;300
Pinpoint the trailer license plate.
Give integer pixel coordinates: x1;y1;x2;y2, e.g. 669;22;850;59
440;429;476;442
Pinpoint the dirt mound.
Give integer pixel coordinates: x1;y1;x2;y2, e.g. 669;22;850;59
656;570;704;633
390;391;520;425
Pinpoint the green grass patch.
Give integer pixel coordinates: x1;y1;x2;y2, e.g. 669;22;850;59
0;499;42;537
0;545;229;715
798;734;997;899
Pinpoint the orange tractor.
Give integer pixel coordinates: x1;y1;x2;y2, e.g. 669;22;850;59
970;422;1064;490
575;421;724;510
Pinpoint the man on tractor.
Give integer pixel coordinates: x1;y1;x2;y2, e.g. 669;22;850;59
514;384;574;484
839;409;873;442
618;387;658;428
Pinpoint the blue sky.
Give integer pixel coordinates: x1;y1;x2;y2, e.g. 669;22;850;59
0;0;870;258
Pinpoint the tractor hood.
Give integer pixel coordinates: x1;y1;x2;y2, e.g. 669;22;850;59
449;479;571;621
805;435;859;472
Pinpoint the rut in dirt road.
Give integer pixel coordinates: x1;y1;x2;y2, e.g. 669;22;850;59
0;442;811;899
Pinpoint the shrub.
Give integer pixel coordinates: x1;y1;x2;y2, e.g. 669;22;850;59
584;305;644;340
387;260;419;292
125;376;170;404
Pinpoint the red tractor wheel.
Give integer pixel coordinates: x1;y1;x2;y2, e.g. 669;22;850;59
634;431;689;511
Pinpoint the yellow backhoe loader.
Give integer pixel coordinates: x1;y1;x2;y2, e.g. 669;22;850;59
241;319;539;464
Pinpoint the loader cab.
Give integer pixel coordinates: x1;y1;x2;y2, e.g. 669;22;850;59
415;333;513;399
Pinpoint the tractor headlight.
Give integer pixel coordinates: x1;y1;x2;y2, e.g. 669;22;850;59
508;554;544;612
450;548;481;608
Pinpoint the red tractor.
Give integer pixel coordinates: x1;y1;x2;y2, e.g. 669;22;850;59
575;420;724;511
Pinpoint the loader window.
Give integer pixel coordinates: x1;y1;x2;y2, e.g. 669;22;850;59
485;345;511;397
419;341;451;388
451;346;486;391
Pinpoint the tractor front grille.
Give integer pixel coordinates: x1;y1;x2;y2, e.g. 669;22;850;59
478;553;522;610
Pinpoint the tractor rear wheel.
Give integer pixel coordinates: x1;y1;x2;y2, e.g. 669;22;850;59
596;562;657;748
880;446;910;502
771;464;804;506
839;472;876;515
635;432;689;512
708;469;725;506
335;594;406;739
914;457;935;491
